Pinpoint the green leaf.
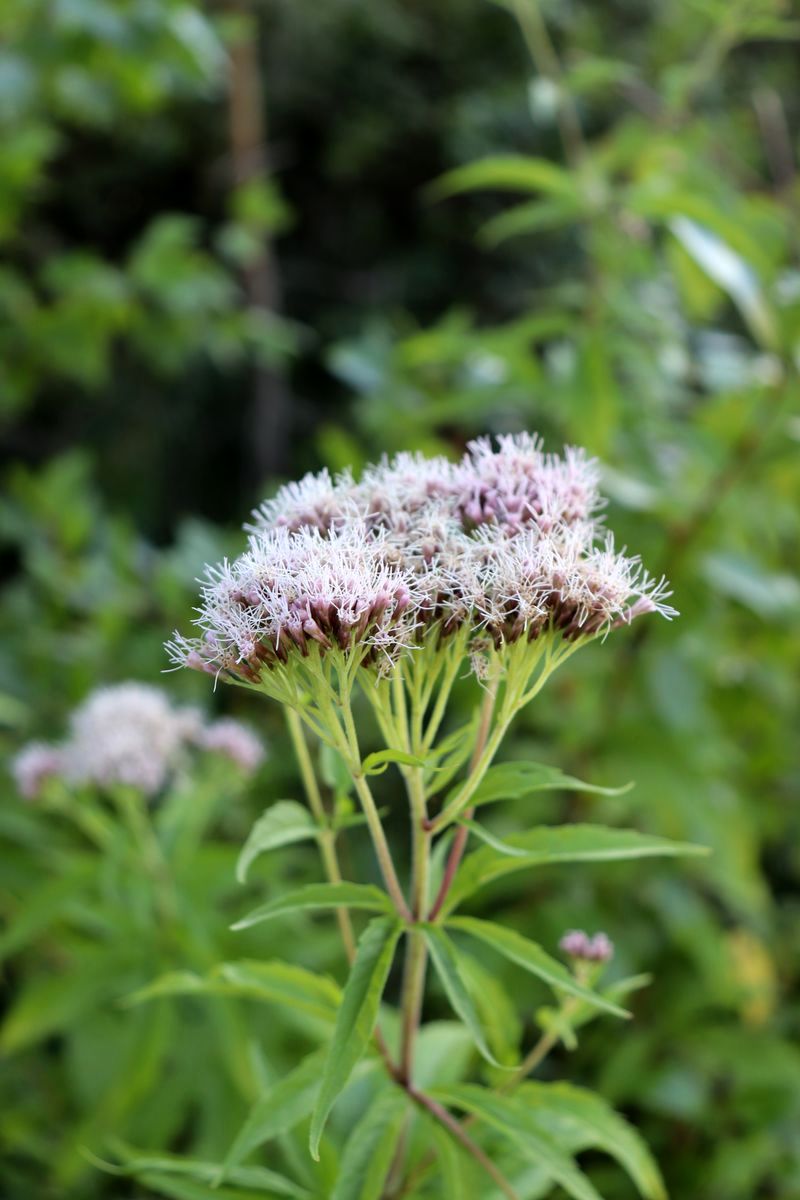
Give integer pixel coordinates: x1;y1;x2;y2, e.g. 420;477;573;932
430;155;578;201
361;748;427;776
217;1050;325;1186
445;824;709;910
0;954;129;1054
516;1081;667;1200
433;1085;603;1200
479;197;585;246
309;915;402;1159
135;1170;289;1199
236;801;317;883
429;1120;474;1198
423;926;503;1066
453;760;632;812
125;960;341;1022
669;217;778;350
446;917;628;1018
331;1088;409;1200
232;882;394;931
103;1142;308;1198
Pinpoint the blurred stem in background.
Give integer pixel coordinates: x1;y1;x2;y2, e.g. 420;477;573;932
226;0;291;479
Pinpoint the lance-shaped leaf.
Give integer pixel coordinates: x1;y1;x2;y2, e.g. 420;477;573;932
448;761;631;814
331;1088;409;1200
516;1081;667;1200
445;824;708;911
309;915;402;1160
361;748;427;776
429;155;579;201
423;926;503;1066
446;917;628;1018
125;960;340;1022
433;1084;603;1200
216;1050;325;1186
237;801;318;882
232;882;393;931
100;1141;309;1198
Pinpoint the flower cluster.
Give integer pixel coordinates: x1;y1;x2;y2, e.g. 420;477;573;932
559;929;615;964
168;435;675;684
11;683;265;801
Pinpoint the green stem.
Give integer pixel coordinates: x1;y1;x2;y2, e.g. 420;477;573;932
398;765;431;1083
285;708;356;962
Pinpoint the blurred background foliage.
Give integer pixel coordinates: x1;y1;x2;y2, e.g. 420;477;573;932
1;0;799;1197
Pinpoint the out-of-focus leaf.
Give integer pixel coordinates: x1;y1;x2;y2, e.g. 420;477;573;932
670;217;778;349
125;960;340;1021
330;1088;409;1200
429;155;579;201
515;1082;667;1199
216;1050;325;1185
433;1085;603;1200
236;801;318;883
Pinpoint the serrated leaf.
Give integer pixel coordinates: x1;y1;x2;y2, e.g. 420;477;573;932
445;824;708;910
433;1085;603;1200
236;801;317;883
516;1082;667;1200
430;155;578;201
423;926;503;1066
361;748;427;776
216;1050;325;1186
232;882;394;931
331;1088;409;1200
446;917;628;1018
309;915;402;1159
125;960;340;1021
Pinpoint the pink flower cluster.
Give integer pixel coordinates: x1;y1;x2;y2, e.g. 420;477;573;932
167;435;675;683
11;683;265;801
559;929;615;963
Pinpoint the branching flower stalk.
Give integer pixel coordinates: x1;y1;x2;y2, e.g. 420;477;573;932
168;434;682;1193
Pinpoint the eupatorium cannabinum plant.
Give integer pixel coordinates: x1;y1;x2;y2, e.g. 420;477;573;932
159;434;705;1200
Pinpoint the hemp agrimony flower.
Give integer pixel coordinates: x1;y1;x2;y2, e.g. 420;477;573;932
12;682;264;800
160;435;700;1199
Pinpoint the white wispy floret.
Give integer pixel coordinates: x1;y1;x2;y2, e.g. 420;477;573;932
248;467;357;534
455;434;602;534
173;523;421;678
11;683;266;801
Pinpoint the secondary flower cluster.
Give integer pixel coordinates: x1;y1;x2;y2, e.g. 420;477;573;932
12;682;265;800
167;435;675;683
560;929;615;964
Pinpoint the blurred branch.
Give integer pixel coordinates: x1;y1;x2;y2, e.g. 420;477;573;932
510;0;585;167
226;2;292;480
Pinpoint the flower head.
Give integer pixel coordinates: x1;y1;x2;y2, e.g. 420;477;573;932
559;929;615;964
11;683;266;801
454;434;602;534
11;742;65;801
199;718;266;773
169;434;675;685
